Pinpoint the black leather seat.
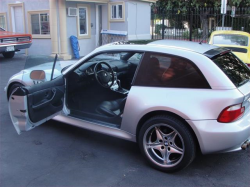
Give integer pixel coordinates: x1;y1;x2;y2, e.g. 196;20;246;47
96;98;127;117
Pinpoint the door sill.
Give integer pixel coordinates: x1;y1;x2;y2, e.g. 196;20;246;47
69;110;121;129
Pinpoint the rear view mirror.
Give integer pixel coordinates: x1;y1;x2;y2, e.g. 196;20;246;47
30;70;46;81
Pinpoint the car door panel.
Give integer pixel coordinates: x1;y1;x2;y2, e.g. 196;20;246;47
9;75;65;134
27;85;64;123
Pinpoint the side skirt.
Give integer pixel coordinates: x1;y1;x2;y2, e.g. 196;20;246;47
52;113;136;142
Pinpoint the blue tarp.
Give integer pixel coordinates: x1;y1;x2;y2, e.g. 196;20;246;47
70;35;80;59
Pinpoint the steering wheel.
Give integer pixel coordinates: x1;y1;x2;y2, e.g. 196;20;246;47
94;62;115;88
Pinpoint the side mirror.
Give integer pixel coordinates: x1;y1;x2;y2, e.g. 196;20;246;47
30;70;46;81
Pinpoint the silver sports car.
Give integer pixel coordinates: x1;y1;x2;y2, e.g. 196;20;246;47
5;40;250;172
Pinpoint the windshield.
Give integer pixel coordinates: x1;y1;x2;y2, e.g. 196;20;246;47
213;34;249;46
212;52;250;87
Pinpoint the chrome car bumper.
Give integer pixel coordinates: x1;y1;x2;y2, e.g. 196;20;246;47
0;43;32;53
187;111;250;154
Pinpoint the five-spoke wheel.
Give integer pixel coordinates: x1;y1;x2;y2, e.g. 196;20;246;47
139;115;196;172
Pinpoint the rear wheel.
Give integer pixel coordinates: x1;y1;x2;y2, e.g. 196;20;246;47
138;115;196;172
2;51;15;59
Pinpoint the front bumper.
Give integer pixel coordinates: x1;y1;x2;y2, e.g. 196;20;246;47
186;111;250;154
0;43;32;53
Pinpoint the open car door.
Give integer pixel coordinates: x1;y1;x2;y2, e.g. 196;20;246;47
9;75;65;134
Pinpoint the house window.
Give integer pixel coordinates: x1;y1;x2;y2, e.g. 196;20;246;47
28;10;50;38
77;4;91;39
111;4;123;19
0;13;7;30
31;13;50;35
78;7;88;35
109;2;125;22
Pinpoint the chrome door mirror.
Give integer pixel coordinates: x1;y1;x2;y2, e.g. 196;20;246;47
30;70;46;81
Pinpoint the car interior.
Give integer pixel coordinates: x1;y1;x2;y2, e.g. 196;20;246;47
65;51;143;127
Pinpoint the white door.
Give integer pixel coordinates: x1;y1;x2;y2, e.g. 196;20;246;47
9;76;65;135
13;6;24;33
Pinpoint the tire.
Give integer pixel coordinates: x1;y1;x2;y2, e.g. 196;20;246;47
8;83;24;100
138;115;196;173
2;51;15;59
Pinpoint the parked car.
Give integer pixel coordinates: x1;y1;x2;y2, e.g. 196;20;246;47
0;27;32;59
209;30;250;67
5;40;250;172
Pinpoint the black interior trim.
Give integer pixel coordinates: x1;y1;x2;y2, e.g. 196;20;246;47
25;75;65;123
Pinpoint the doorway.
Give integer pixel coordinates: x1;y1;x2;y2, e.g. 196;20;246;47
96;4;108;47
96;5;103;47
98;6;102;46
8;3;26;54
8;3;25;33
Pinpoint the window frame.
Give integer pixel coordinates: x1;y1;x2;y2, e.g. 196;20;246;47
77;4;91;39
27;10;50;39
109;2;125;22
0;12;7;31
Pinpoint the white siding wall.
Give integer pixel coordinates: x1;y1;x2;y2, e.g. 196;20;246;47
127;1;151;40
66;1;96;57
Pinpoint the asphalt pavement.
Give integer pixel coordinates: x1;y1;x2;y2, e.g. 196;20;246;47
0;53;249;187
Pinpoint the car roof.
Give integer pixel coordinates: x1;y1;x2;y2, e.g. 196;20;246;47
100;40;228;59
210;30;250;36
148;39;219;54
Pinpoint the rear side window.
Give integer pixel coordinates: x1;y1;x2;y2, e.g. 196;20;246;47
134;52;210;88
212;52;250;87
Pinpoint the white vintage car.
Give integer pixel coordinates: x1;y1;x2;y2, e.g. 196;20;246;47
5;40;250;172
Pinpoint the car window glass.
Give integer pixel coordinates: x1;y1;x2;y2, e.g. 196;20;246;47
128;53;143;65
213;34;249;46
88;52;125;62
134;52;210;88
212;52;250;87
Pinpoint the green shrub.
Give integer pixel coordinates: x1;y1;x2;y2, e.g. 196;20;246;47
182;30;190;39
155;24;167;35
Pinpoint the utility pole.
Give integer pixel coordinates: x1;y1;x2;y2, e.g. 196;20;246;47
221;0;227;29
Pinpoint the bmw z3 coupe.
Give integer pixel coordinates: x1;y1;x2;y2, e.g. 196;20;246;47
6;40;250;172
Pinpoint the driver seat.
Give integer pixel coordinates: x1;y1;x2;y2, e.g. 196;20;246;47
96;97;127;117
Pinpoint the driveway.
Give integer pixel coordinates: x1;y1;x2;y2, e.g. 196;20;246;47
0;54;249;187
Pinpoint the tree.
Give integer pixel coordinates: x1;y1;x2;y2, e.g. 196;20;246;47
153;0;250;38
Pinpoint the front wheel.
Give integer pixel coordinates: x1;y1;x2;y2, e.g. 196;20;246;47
2;51;15;59
138;115;196;172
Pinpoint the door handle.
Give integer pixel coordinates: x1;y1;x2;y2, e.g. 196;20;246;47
32;89;56;110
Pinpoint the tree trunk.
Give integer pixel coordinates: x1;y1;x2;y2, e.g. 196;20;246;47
200;8;210;40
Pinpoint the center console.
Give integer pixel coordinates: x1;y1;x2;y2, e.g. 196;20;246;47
110;72;129;95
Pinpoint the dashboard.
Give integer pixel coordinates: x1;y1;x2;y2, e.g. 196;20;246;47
67;60;131;90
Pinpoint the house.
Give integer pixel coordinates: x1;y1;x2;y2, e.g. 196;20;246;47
0;0;156;59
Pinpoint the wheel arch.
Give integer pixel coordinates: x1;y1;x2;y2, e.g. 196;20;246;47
136;110;202;154
7;82;24;100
